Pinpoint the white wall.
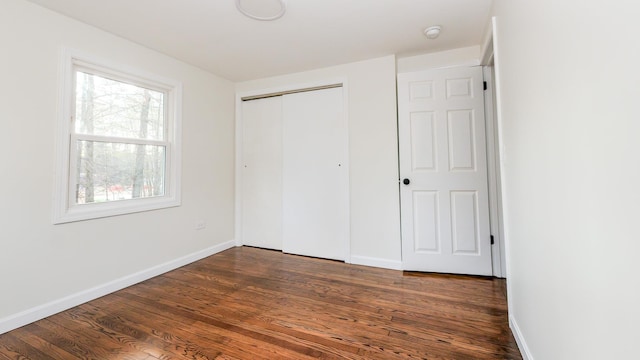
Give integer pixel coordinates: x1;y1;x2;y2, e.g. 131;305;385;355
491;0;640;359
236;56;402;268
0;0;236;330
397;46;481;73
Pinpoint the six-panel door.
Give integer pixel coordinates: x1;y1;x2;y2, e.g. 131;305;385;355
398;67;492;275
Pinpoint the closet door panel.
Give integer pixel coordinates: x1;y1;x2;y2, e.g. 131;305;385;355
282;87;348;261
241;96;283;250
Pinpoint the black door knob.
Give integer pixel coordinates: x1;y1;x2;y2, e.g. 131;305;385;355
403;178;410;185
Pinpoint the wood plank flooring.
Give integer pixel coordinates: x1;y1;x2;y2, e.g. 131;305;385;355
0;246;522;359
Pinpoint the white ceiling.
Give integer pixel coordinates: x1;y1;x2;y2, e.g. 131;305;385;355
26;0;493;81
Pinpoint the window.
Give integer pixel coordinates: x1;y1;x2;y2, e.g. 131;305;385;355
54;50;182;223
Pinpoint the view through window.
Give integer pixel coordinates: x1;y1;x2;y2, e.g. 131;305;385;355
54;51;181;224
74;71;167;204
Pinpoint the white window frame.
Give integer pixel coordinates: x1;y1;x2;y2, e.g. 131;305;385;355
53;49;182;224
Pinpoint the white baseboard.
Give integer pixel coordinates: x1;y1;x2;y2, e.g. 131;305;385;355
350;255;402;270
0;240;236;335
510;315;533;360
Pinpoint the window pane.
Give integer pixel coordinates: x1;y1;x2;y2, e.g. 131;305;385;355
75;71;165;140
76;141;166;204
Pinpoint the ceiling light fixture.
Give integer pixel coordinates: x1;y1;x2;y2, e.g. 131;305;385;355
236;0;287;21
423;25;442;39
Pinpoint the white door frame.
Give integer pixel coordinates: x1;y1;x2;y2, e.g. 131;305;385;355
481;18;507;278
235;78;351;262
482;65;506;278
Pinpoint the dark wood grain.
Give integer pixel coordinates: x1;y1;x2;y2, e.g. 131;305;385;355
0;246;522;359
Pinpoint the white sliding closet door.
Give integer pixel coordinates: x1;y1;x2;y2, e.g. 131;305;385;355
282;87;349;261
241;96;283;250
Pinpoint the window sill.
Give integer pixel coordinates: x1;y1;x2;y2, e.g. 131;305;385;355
53;196;180;224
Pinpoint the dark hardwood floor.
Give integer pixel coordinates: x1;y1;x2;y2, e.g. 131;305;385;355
0;246;522;359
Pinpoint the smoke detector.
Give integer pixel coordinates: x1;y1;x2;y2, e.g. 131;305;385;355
423;26;442;39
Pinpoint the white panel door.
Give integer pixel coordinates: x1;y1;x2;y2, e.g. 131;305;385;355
398;67;492;275
282;87;348;261
241;96;283;250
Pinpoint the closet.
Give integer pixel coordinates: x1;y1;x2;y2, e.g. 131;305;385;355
240;86;349;261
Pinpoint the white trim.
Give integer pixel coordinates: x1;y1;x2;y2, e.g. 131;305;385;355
339;82;351;262
53;48;183;224
235;78;351;262
490;16;512;294
396;47;482;74
491;16;524;358
510;316;534;360
483;65;506;278
52;48;75;224
71;134;169;146
0;240;235;335
480;23;495;66
481;20;507;279
483;65;499;277
350;255;402;270
234;92;244;248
